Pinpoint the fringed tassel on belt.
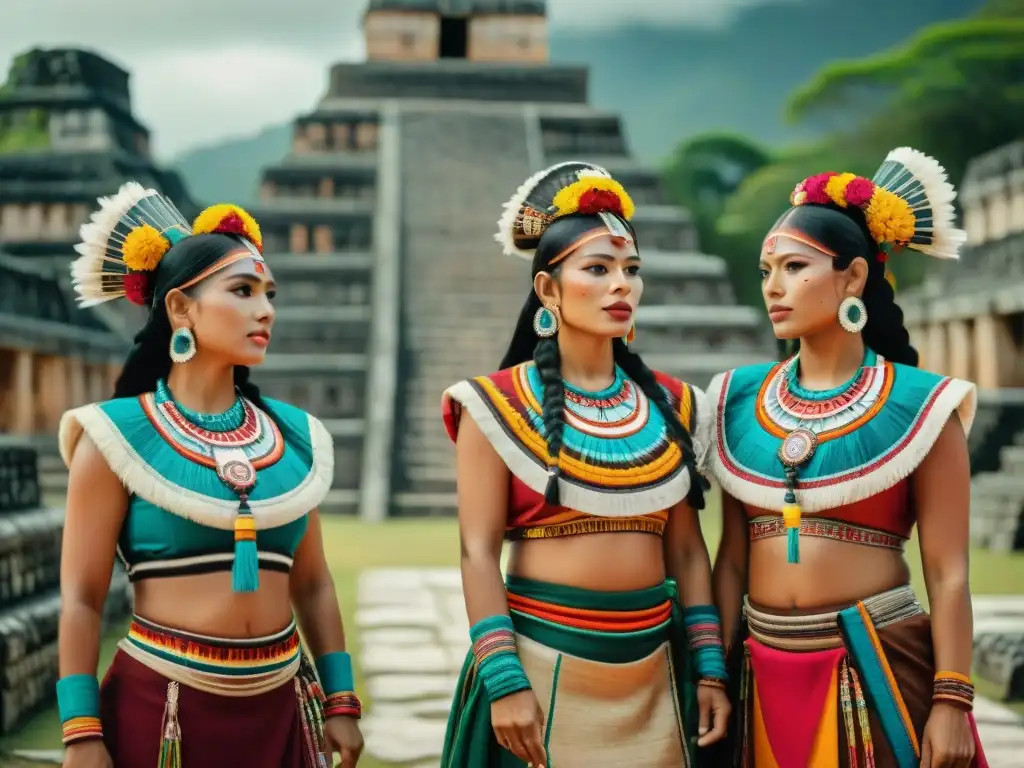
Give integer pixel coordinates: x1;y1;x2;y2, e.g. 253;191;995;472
296;653;329;768
157;682;181;768
839;657;876;768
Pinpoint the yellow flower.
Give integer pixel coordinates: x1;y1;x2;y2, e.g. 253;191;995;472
122;224;170;272
824;173;857;208
551;177;636;220
865;188;915;246
192;203;263;251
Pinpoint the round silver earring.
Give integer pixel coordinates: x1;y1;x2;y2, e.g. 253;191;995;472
838;296;867;333
169;327;197;363
533;306;559;338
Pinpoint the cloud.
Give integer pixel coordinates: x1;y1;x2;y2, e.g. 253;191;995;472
0;0;368;158
547;0;805;28
0;0;801;157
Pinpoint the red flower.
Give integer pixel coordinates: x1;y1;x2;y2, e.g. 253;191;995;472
578;188;624;217
212;211;247;238
803;172;838;205
844;177;875;207
124;272;151;306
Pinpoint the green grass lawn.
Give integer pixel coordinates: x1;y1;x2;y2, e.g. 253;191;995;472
3;494;1023;765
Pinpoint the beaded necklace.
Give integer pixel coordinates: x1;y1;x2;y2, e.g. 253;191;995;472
154;379;262;591
766;350;883;563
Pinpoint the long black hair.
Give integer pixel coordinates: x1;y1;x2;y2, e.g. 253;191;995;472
499;215;707;510
112;233;268;408
772;203;918;367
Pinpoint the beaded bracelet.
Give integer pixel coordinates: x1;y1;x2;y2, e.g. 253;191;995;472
470;615;532;703
57;675;104;746
316;652;362;719
683;605;729;683
933;671;975;711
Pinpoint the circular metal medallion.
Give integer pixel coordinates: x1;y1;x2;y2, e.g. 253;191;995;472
778;428;818;467
218;459;256;493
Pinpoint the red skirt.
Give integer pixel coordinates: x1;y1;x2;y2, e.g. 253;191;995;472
97;613;327;768
100;650;310;767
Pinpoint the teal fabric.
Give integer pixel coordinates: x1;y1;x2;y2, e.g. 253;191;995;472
97;395;317;566
838;606;920;768
720;354;953;485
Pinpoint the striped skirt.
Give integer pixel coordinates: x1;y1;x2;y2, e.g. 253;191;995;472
730;585;989;768
442;575;699;768
99;615;329;767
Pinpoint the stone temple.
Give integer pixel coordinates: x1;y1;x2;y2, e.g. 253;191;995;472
250;0;773;521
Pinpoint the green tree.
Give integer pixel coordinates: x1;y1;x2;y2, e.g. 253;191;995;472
787;18;1024;187
711;10;1024;300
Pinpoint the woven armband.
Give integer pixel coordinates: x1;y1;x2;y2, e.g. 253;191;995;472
470;615;532;703
316;652;362;719
683;605;728;682
57;675;103;745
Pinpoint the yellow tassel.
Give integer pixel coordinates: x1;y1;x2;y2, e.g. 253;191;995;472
782;504;801;564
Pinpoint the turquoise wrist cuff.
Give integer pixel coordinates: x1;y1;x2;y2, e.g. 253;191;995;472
683;604;728;681
315;651;355;696
57;675;104;745
57;674;100;721
469;614;532;703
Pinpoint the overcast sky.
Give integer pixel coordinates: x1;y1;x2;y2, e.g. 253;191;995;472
1;0;797;159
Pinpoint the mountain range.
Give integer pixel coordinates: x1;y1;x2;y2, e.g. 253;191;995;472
172;0;983;206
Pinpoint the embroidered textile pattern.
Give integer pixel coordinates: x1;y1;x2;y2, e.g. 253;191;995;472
759;350;890;563
144;382;285;591
481;363;685;494
758;351;891;440
145;383;283;469
522;364;669;477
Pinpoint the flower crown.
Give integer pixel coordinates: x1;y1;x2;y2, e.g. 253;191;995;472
788;147;966;263
496;162;636;260
72;182;264;307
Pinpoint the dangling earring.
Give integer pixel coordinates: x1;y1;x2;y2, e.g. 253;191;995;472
838;297;867;333
533;306;559;338
169;327;197;363
623;325;636;344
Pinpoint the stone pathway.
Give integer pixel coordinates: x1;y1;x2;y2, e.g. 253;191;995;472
355;567;1024;767
356;568;469;767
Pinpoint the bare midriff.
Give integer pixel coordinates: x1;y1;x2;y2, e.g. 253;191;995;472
747;533;911;614
132;570;294;638
507;531;667;592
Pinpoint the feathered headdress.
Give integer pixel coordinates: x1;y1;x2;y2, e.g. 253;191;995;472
496;161;636;260
790;147;968;263
71;182;265;308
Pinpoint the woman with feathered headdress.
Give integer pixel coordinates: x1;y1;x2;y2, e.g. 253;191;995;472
55;184;363;767
439;162;731;767
707;149;989;767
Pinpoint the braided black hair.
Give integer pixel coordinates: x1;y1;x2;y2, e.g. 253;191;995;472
499;215;707;510
112;232;269;409
773;204;918;367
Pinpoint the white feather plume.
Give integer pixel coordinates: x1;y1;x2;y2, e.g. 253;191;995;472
873;146;968;261
494;161;611;260
70;181;189;307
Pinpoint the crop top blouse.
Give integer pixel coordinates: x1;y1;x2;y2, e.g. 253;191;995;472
58;392;334;582
705;350;976;551
441;362;712;539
